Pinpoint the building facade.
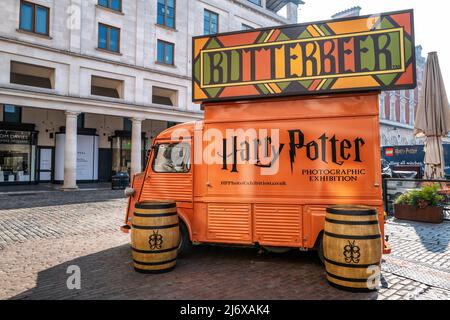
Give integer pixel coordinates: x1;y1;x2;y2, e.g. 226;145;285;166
331;8;427;148
0;0;300;187
379;45;426;146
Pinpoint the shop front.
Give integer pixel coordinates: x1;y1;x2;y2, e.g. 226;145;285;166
111;130;146;177
0;124;38;185
54;128;99;183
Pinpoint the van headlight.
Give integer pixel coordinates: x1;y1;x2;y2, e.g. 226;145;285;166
124;187;135;197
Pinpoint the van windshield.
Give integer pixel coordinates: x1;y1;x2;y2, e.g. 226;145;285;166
152;142;191;173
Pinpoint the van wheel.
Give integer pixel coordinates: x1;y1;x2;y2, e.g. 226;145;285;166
317;233;325;265
178;221;192;258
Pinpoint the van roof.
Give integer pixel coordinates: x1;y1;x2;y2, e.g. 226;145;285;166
155;121;200;141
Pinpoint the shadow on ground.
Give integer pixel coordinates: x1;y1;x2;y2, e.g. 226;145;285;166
0;189;126;210
413;225;450;253
12;245;378;300
405;220;450;253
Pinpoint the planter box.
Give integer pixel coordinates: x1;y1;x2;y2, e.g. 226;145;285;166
394;204;444;223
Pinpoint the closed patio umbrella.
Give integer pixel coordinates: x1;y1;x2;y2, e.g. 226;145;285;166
414;52;450;179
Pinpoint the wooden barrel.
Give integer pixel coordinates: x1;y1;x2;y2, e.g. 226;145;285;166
323;205;382;291
131;201;180;273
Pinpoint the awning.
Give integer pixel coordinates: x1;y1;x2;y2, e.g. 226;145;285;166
266;0;304;12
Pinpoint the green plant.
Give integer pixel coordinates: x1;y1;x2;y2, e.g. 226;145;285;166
394;184;444;208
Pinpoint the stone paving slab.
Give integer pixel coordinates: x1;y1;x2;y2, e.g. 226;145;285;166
0;191;450;300
386;218;450;246
384;219;450;272
415;287;450;300
386;238;450;271
0;232;377;300
0;199;125;247
383;256;450;291
0;230;441;300
0;183;112;195
0;189;125;210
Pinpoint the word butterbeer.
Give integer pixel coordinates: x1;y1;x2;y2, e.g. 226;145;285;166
193;10;415;102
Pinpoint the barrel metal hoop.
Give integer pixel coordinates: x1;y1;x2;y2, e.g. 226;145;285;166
135;202;177;210
133;257;177;266
133;212;178;218
132;223;179;230
324;257;380;269
132;245;179;254
324;231;381;240
325;218;379;225
134;265;176;274
326;208;377;216
326;271;369;283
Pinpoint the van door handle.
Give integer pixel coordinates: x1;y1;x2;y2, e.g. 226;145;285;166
206;181;212;187
374;182;380;188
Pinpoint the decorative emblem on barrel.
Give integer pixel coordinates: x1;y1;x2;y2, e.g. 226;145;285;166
343;240;361;264
148;230;164;250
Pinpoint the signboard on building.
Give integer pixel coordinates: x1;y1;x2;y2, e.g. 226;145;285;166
193;10;416;102
382;145;424;166
0;130;33;145
382;145;450;176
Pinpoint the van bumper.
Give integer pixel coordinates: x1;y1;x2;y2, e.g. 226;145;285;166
120;224;131;234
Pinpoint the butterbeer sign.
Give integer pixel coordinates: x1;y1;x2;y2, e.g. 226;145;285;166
192;10;416;102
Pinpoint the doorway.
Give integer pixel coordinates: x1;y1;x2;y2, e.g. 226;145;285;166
37;147;53;182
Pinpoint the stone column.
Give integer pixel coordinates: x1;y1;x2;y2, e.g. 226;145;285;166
379;92;385;119
410;89;415;125
400;91;406;123
390;92;396;121
131;118;144;177
62;111;79;190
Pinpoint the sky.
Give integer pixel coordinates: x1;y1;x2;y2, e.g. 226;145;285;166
287;0;450;90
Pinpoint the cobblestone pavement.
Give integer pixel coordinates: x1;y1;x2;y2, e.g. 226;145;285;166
0;191;449;300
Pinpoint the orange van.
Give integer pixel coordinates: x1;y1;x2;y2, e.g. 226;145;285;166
121;92;389;260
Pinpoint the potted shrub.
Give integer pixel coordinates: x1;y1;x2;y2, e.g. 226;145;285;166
394;184;444;223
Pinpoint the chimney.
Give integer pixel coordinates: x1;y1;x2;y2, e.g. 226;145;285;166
286;2;298;22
